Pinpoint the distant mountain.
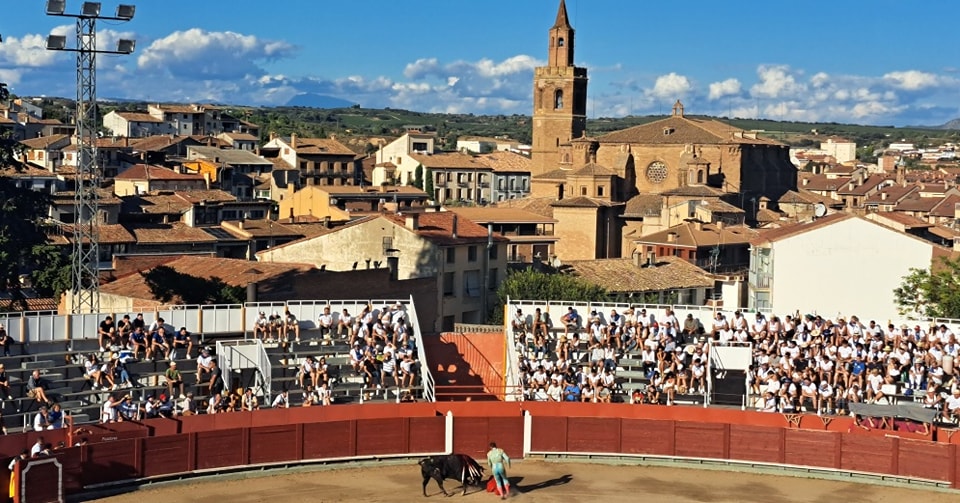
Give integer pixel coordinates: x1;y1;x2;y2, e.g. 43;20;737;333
285;93;356;109
938;118;960;130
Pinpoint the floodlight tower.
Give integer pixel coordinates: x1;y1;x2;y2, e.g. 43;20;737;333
45;1;135;314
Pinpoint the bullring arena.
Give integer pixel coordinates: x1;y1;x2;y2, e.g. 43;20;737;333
4;298;960;502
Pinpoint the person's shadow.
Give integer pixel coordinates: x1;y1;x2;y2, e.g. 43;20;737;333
510;474;573;494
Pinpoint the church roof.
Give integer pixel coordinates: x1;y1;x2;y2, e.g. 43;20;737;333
595;116;780;146
660;185;726;198
568;163;616;178
623;194;662;217
532;168;570;180
551;196;622;208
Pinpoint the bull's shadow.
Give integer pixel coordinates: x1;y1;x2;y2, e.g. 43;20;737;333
510;474;573;494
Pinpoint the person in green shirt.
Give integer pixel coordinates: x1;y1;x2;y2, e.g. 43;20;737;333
486;442;511;499
165;362;184;399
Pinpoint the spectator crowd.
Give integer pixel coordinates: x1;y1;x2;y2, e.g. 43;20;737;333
511;305;960;424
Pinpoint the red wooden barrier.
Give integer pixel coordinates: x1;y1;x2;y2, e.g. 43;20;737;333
17;402;960;501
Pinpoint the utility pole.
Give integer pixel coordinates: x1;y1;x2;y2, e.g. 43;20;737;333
45;1;136;313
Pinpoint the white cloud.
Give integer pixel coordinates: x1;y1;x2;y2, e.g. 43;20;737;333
707;78;741;100
0;32;63;67
750;65;805;99
883;70;941;90
649;72;691;99
136;29;295;79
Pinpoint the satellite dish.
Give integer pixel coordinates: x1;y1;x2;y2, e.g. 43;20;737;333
814;203;827;218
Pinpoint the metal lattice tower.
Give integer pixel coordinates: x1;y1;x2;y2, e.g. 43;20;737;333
46;1;136;314
72;16;100;314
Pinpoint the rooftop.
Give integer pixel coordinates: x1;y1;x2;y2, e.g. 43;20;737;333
473;151;532;172
187;145;273;165
115;164;206;182
596;115;781;146
563;256;714;294
410;152;490;170
637;221;757;248
447;206;556;224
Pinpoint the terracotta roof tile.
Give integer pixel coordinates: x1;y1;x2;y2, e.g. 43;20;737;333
800;174;851;192
114;112;163;123
20;134;71;150
129;135;201;152
124;222;218;244
637;222;757;248
568;162;616;177
623;194;662;217
473;151;531;172
751;212;852;246
551;196;622;208
869;211;933;228
447;207;555;224
494;196;555;218
101;255;315;301
563;256;713;293
838;174;888;195
596;116;779;146
894;195;942;213
931;194;960;218
659;185;726;198
289;137;356;156
410;152;490;170
52;223;136;244
385;211;507;246
863;184;918;204
220;220;303;239
115;164;205;181
531;167;570;180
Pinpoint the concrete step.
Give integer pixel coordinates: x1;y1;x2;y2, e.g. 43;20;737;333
22;360;55;370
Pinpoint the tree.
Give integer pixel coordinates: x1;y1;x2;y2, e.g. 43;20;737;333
424;168;434;200
894;256;960;319
489;268;608;324
413;164;424;190
140;265;245;305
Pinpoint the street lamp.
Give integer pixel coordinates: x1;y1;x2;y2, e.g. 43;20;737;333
45;0;136;314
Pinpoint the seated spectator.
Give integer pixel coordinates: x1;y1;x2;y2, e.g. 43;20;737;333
349;342;365;374
944;388;960;423
381;350;399;389
242;388;259;411
361;354;381;389
511;309;529;337
268;311;284;339
117;395;139;421
33;406;53;431
562;381;581;402
128;327;148;360
225;390;241;412
272;389;290;409
157;394;175;418
0;364;11;400
560;306;581;338
98;316;115;352
101;395;118;423
116;314;132;341
0;324;14;357
84;354;108;390
283;310;301;344
26;370;50;405
177;392;196;416
400;389;416;403
317;381;332;406
110;356;133;389
532;308;549;338
144;395;160;419
165;362;184;399
317;306;334;340
253;311;271;341
172;327;193;360
131;313;146;332
399;353;417;389
148;327;170;361
299;356;318;389
336;309;353;340
197;348;214;383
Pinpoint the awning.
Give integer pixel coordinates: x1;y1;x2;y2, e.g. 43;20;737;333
849;402;938;424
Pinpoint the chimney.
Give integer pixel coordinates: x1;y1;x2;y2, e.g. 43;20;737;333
452;214;458;239
881;192;888;200
405;213;419;230
646;249;656;266
238;220;244;230
387;256;399;281
666;232;677;243
291;133;298;149
269;131;277;141
694;221;703;231
802;178;810;186
716;220;725;230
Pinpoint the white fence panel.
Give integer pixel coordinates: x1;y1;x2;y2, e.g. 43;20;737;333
157;306;201;333
199;305;243;334
69;313;100;340
0;314;21;342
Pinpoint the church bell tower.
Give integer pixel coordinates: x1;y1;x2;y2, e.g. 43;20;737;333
531;0;588;176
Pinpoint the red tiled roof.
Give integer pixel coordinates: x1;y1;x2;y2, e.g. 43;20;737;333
799;174;851;192
596;116;781;146
384;212;508;246
930;194;960;218
124;222;218;244
115;112;163;123
20;134;71;150
410;152;490;170
115;164;205;181
289;137;356;156
751;212;852;246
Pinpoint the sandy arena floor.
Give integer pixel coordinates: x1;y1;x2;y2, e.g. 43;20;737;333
90;459;958;503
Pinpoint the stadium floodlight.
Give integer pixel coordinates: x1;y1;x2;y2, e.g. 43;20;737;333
115;4;135;19
80;2;101;16
46;0;66;15
46;35;67;51
116;39;135;54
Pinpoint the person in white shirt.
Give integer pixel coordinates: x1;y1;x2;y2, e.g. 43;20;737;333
33;406;52;431
253;312;271;341
944;389;960;423
272;389;290;408
196;349;214;383
101;395;118;423
337;309;353;340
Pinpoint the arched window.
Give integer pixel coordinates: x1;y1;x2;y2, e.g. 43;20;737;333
554;90;563;110
557;37;565;47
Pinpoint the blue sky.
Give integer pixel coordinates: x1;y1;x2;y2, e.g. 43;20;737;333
2;0;959;126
